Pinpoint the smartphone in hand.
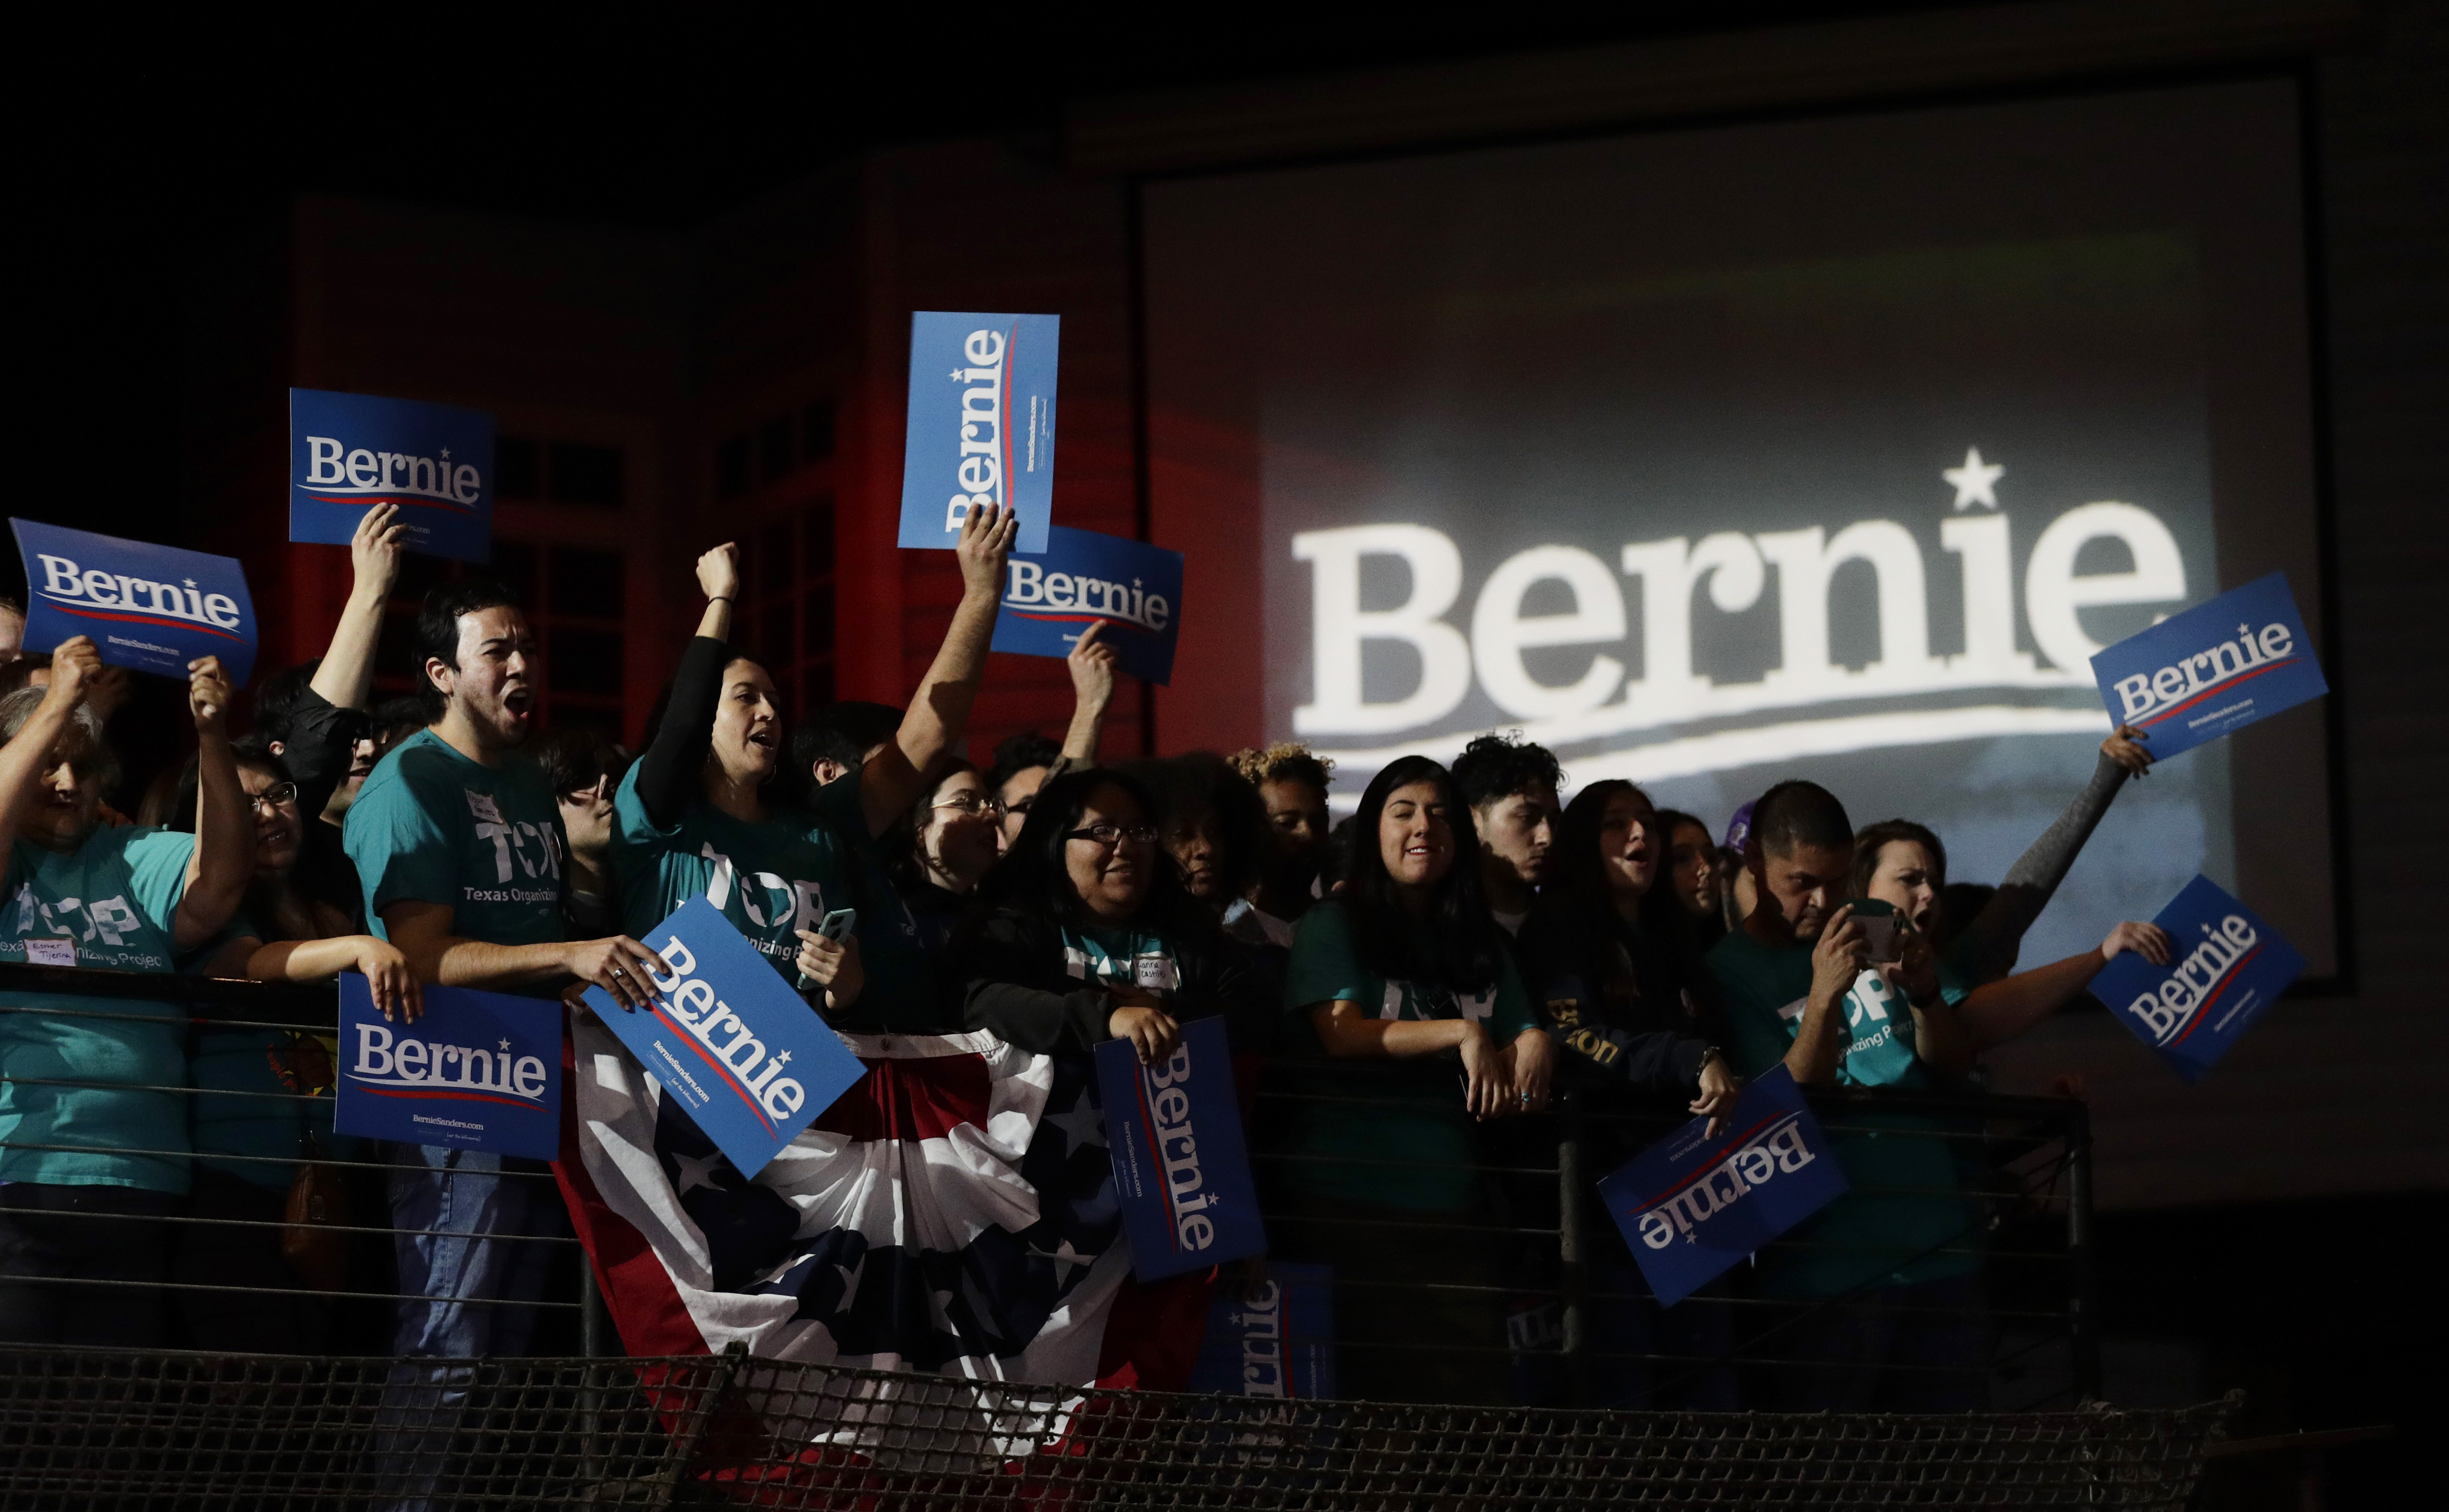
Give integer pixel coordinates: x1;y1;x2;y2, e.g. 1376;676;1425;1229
1849;898;1902;964
797;908;858;991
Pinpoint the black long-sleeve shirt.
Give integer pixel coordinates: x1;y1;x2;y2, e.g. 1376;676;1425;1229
952;906;1273;1054
274;686;370;938
635;635;731;830
1515;902;1713;1095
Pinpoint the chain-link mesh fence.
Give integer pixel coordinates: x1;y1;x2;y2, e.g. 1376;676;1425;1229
0;1345;2237;1509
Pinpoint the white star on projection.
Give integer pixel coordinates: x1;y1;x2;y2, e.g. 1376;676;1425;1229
1944;448;2005;510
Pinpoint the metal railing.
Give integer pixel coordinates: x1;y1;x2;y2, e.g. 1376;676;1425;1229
1246;1053;2097;1413
0;962;2157;1501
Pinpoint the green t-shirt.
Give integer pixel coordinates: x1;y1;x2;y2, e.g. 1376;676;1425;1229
1706;926;1983;1297
344;729;569;950
608;761;872;985
1279;900;1536;1213
0;827;196;1192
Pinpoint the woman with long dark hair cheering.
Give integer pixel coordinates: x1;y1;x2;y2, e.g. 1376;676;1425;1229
1520;780;1738;1118
1277;753;1554;1403
1517;778;1745;1407
609;511;1013;1030
951;767;1269;1059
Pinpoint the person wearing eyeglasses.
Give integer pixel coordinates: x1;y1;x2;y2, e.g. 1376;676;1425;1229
880;759;1004;954
949;767;1268;1063
613;512;1014;1033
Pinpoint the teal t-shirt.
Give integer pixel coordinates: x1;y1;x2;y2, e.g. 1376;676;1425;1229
0;827;196;1192
1279;900;1536;1213
1706;926;1983;1297
344;729;569;950
608;760;871;983
1061;924;1175;987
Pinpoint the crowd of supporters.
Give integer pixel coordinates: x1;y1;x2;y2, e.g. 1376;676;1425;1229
0;501;2177;1414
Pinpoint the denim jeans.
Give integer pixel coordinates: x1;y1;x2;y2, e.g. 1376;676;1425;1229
370;1144;562;1510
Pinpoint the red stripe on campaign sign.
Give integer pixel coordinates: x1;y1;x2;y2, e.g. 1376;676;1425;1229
644;1000;778;1135
2138;660;2293;729
356;1084;544;1112
811;1053;992;1143
303;491;481;517
2168;942;2266;1048
1630;1109;1786;1214
52;606;248;643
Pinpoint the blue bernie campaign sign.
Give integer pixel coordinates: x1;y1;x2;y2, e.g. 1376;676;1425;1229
898;312;1058;555
289;387;496;563
581;895;866;1179
335;974;562;1159
2092;874;2305;1084
2090;570;2327;761
11;520;259;687
990;525;1184;685
1095;1016;1265;1281
1187;1262;1338;1402
1599;1066;1849;1308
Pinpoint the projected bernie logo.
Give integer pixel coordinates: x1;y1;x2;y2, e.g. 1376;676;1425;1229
1294;448;2180;787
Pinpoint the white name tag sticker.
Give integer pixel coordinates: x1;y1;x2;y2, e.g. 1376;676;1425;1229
1133;954;1179;992
1775;996;1809;1023
24;938;76;967
465;791;503;825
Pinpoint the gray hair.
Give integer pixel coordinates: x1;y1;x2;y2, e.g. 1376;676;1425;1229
0;686;122;792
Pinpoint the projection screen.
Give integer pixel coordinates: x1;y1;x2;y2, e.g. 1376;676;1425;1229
1144;78;2336;976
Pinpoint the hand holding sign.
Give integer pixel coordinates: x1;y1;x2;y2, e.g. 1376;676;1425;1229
1599;1066;1849;1308
187;657;233;733
1095;1017;1266;1281
955;499;1018;598
582;896;866;1179
352;501;410;599
2093;875;2303;1082
991;526;1186;686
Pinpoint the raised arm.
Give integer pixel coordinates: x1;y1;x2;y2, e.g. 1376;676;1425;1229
1059;620;1118;763
0;639;96;854
633;544;738;829
1953;728;2153;983
308;503;407;712
174;657;249;950
863;502;1017;837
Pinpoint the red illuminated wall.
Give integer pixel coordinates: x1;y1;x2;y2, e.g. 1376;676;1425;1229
194;148;1169;765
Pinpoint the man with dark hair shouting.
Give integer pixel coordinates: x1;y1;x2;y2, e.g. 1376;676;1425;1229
345;577;670;1504
1705;779;1984;1412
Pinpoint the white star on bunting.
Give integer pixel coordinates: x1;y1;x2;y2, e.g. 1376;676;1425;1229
670;1150;727;1196
1042;1087;1107;1151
